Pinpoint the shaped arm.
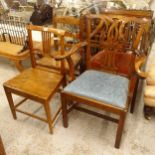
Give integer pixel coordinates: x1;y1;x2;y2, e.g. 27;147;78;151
50;41;87;60
50;41;87;81
135;56;148;79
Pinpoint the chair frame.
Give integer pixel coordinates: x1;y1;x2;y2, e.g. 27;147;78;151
3;25;68;133
96;9;153;114
61;14;150;148
3;24;87;133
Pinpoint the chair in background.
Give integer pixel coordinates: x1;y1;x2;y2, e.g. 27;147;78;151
61;14;150;148
53;16;80;46
35;16;83;78
3;25;86;133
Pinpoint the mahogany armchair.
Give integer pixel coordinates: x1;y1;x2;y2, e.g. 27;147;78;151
3;25;86;133
80;9;153;113
61;14;150;148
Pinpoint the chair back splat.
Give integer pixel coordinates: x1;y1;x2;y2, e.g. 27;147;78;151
61;14;151;148
85;14;150;76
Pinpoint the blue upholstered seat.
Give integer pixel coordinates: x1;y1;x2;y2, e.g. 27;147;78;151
64;70;129;108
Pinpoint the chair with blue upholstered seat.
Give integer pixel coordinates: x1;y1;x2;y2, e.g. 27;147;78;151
61;14;150;148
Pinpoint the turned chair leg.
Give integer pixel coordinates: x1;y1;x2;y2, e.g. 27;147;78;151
0;135;6;155
44;102;53;134
115;112;126;148
130;78;139;113
144;105;153;120
13;60;24;72
3;86;17;119
61;93;68;128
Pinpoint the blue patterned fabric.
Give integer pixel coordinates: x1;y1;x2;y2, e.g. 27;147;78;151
64;70;129;108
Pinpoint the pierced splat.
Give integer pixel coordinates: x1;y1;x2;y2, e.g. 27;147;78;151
87;15;149;53
86;14;150;77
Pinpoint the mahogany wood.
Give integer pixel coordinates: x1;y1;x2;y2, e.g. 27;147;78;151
61;14;150;148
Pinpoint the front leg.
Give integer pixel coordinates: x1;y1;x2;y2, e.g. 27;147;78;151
12;60;24;72
144;105;153;120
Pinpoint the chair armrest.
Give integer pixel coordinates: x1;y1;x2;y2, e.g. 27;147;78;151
135;56;148;79
50;41;87;60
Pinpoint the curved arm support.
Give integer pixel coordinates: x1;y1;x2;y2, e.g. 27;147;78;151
135;56;148;79
50;41;87;60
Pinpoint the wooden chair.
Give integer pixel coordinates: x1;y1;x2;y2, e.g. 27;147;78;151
61;14;150;148
53;16;80;45
3;25;86;133
79;9;153;113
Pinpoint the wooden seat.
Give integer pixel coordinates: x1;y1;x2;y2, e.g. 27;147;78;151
61;14;150;148
4;68;63;100
3;25;85;133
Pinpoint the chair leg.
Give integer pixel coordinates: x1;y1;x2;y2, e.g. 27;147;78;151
44;102;53;134
13;60;24;72
115;112;126;148
61;93;68;128
0;135;6;155
130;77;139;113
144;105;153;120
3;86;17;119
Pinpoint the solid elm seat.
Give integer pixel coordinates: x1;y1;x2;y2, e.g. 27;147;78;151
64;70;129;108
4;68;63;101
